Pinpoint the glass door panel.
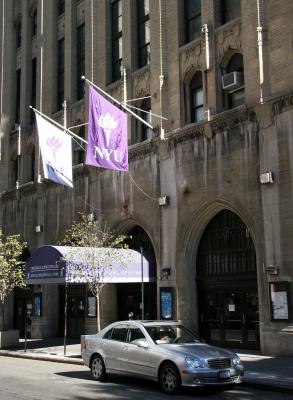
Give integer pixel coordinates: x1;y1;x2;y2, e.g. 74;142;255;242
224;292;242;343
244;291;259;343
200;292;222;342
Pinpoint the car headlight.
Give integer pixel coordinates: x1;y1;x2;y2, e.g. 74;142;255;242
185;356;206;369
232;355;242;366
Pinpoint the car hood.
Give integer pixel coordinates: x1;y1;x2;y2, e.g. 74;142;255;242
156;343;236;360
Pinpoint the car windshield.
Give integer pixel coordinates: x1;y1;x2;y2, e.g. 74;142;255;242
145;325;203;345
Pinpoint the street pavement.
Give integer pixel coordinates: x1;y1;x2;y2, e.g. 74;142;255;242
0;338;292;394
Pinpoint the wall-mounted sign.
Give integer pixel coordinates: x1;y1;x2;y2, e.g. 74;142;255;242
33;293;42;317
270;282;290;321
160;288;174;320
87;296;96;317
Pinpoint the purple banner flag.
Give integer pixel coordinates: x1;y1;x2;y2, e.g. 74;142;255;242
86;87;128;171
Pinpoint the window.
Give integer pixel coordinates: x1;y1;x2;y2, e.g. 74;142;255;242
87;295;96;317
16;22;22;48
77;24;85;100
57;38;65;110
185;0;201;43
10;155;18;189
15;69;21;125
223;53;245;109
31;58;37;124
221;0;241;24
31;10;37;37
190;72;203;123
128;327;146;344
103;328;113;339
73;125;85;165
111;325;128;342
141;99;152;140
58;0;65;16
137;0;150;68
111;0;123;81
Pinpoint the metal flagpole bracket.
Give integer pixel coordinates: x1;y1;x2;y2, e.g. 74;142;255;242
82;76;154;131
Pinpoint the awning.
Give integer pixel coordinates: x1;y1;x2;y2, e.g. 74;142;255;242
25;245;156;284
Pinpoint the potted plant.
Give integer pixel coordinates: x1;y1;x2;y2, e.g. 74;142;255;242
0;230;26;348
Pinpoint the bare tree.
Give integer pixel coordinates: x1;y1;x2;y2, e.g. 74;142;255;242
59;213;129;331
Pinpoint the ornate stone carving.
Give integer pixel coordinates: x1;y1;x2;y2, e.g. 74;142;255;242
133;68;150;98
109;82;123;103
72;103;85;125
179;39;203;80
216;21;242;63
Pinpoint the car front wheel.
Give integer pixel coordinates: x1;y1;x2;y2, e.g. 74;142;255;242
91;354;107;381
159;362;181;394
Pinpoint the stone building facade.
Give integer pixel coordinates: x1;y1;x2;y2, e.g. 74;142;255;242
0;0;293;355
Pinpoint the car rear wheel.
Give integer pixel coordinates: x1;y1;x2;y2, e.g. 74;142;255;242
159;362;181;394
91;354;107;381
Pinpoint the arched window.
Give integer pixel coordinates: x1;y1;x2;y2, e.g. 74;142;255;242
134;98;152;143
190;72;204;123
222;53;245;110
141;98;152;141
221;0;241;24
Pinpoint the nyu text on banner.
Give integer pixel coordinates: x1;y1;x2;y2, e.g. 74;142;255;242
36;113;73;188
86;86;128;171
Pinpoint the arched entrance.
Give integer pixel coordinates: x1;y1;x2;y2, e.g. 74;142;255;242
117;225;157;320
197;210;259;349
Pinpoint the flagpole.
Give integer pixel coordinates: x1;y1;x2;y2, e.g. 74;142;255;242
81;76;154;130
29;106;88;145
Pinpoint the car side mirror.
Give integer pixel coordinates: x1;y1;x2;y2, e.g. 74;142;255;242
136;339;149;349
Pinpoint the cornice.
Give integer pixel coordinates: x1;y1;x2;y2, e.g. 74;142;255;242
272;92;293;117
129;137;160;161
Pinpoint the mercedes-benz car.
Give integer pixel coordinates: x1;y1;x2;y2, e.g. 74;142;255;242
81;320;244;394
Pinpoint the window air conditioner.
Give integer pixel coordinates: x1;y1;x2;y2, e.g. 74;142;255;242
222;71;244;91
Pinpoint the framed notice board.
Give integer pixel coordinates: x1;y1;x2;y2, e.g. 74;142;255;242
160;288;174;320
270;282;291;321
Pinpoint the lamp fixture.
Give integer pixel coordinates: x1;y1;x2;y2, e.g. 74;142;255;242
158;196;169;206
161;268;171;280
260;171;274;184
35;225;43;233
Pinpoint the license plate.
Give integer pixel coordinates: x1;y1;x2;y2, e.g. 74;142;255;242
219;370;231;379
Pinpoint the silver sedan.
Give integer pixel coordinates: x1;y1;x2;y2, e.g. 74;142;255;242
81;320;244;394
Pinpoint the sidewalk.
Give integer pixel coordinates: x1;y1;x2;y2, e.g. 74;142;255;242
0;338;293;394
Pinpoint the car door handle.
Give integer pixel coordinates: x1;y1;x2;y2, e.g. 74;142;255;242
121;345;128;351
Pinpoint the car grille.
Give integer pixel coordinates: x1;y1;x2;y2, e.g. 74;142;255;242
201;376;240;384
207;358;231;369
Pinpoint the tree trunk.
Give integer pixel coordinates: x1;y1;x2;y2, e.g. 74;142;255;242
1;302;4;331
96;294;100;332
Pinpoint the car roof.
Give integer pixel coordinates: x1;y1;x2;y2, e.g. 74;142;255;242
114;320;180;327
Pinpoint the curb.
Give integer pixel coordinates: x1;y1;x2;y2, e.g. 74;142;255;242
0;351;84;365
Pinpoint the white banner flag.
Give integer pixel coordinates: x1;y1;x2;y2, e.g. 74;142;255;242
36;113;73;188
